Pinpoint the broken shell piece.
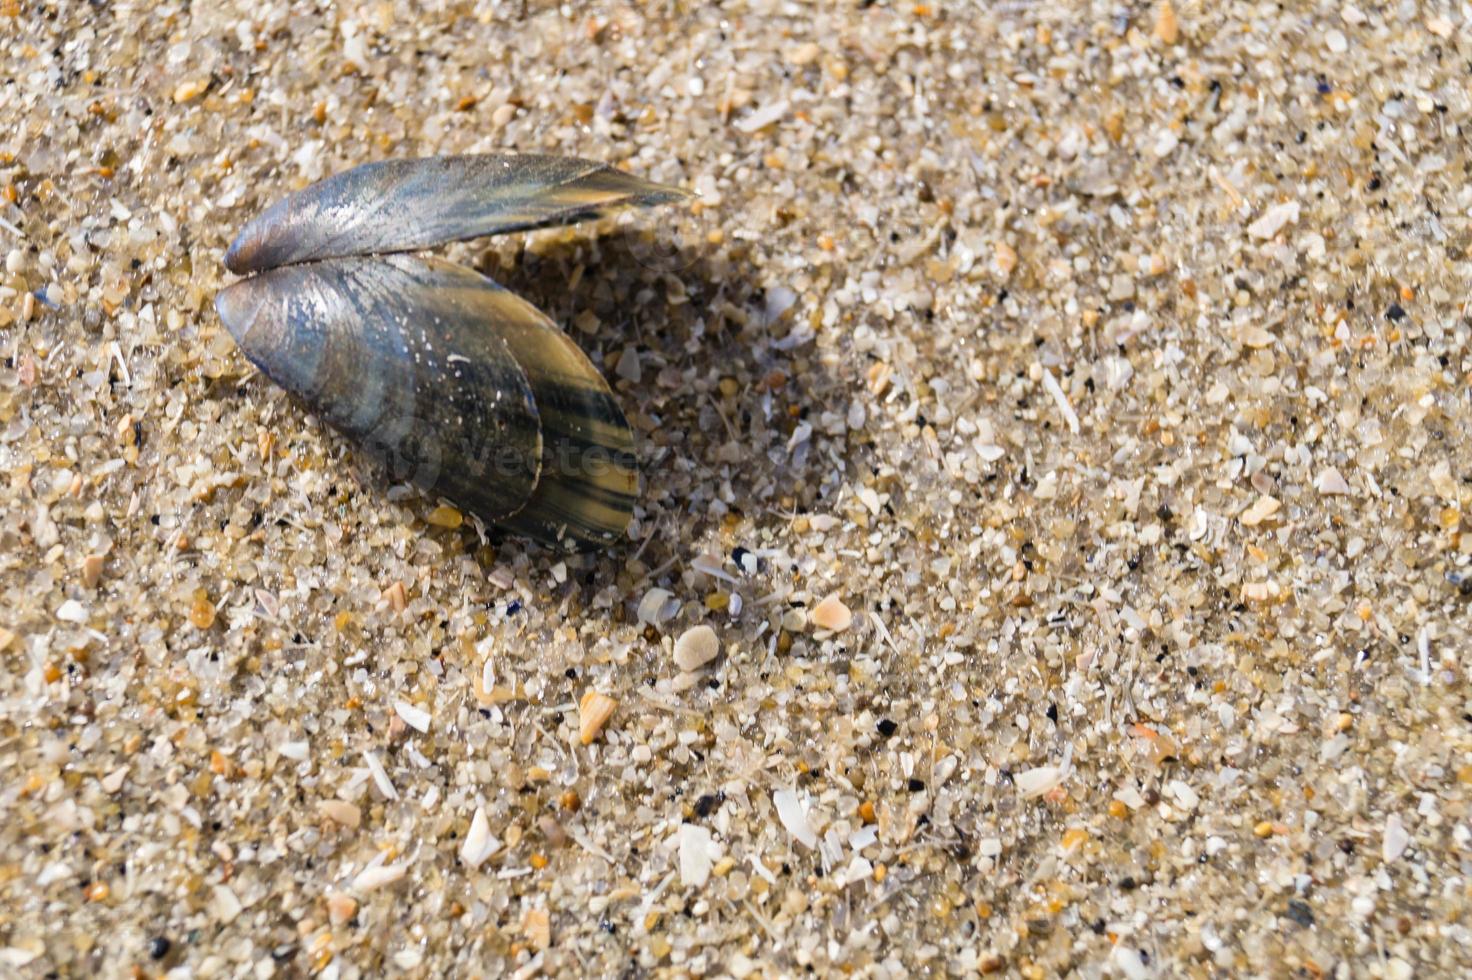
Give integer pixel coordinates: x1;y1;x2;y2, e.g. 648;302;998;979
326;892;357;926
1239;495;1281;527
352;863;407;892
810;594;853;632
773;789;817;848
393;699;431;733
460;807;499;869
1016;765;1065;799
317;799;362;829
638;587;678;628
578;690;617;745
522;908;551;950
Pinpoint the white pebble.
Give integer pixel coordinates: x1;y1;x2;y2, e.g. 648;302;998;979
211;884;243;924
673;625;720;672
678;823;716;887
1112;945;1150;980
56;599;87;623
1168;779;1200;810
734;99;789;133
1383;813;1409;862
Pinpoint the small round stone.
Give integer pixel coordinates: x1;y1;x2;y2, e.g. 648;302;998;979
672;624;720;672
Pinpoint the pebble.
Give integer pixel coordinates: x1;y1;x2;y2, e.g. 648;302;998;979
172;79;207;103
326;893;357;926
211;885;243;924
317;800;361;829
1314;467;1352;495
637;588;677;628
614;346;641;383
55;599;87;624
425;504;463;529
1154;1;1179;44
521;908;550;950
1239;495;1281;527
678;823;716;887
672;624;720;671
785;42;821;67
810;594;853;632
1383;813;1409;862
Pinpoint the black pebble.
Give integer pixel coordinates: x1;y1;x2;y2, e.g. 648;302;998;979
1386;303;1406;321
149;937;171;960
876;718;898;738
1286;899;1315;928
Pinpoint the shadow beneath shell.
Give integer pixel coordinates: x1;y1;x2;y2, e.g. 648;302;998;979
458;223;873;609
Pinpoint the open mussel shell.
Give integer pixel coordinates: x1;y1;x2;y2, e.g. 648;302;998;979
216;154;680;548
224;154;688;275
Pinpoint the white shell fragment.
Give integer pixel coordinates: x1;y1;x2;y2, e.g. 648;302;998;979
352;863;408;892
1016;765;1065;799
317;800;362;829
772;789;817;848
1247;200;1299;239
393;699;432;734
678;823;717;887
461;807;500;870
637;588;678;628
364;751;398;800
1383;813;1410;862
1239;495;1281;527
673;625;720;671
1315;467;1352;495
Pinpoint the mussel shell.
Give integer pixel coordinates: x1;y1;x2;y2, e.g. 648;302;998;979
217;254;544;522
488;316;639;547
224;154;688;275
218;153;680;547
